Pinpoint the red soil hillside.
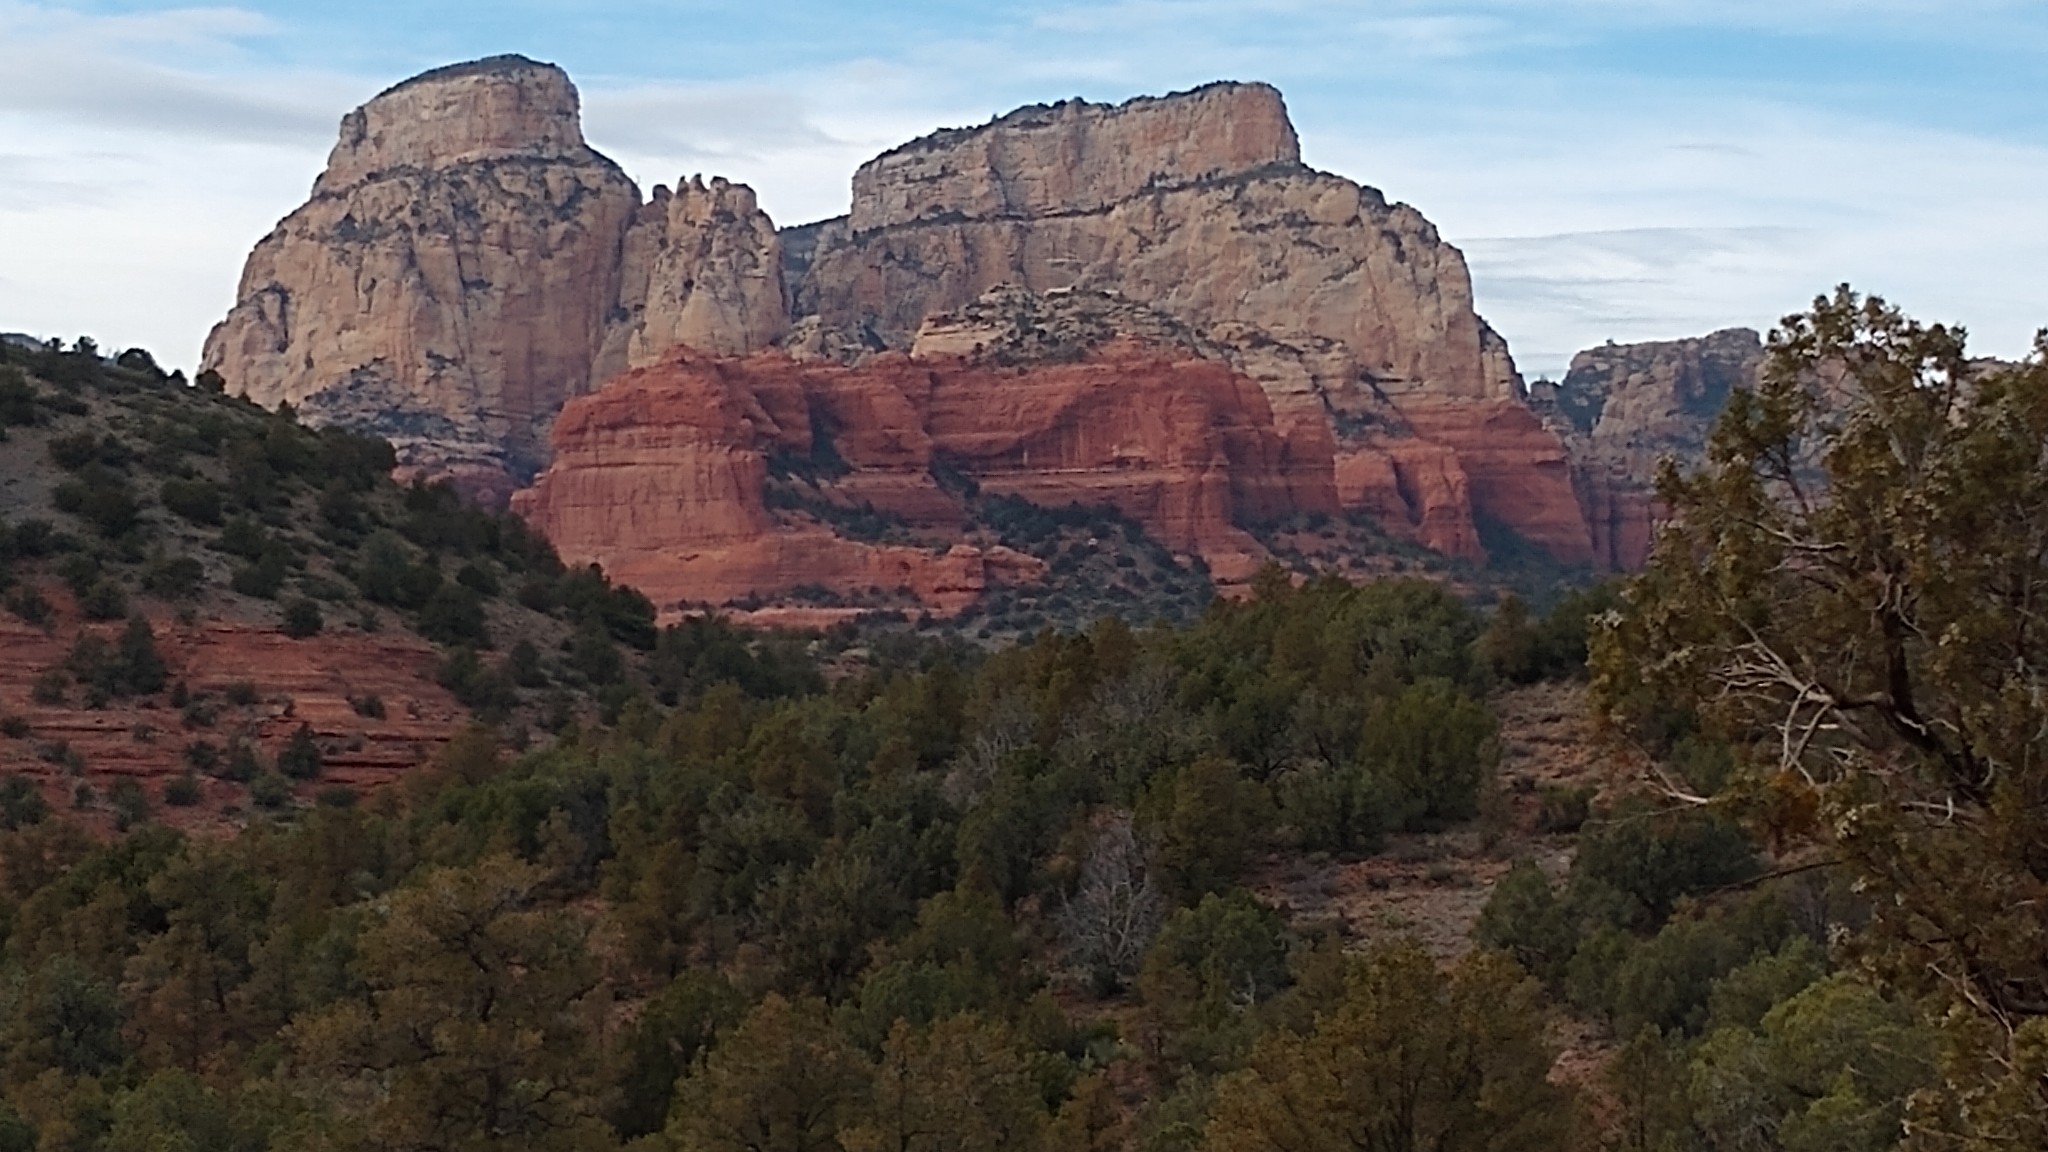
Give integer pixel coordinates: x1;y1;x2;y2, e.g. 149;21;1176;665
0;590;463;832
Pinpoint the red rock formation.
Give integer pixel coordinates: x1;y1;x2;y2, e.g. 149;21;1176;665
1403;401;1597;569
1335;441;1484;562
514;334;1304;613
204;57;1685;584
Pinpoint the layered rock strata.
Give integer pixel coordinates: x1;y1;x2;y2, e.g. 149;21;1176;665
513;313;1306;615
793;83;1520;404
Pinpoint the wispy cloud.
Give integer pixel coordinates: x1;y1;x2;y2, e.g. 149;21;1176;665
0;2;342;143
584;83;843;163
0;153;109;210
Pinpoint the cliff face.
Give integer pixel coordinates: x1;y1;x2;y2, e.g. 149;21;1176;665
796;83;1518;404
513;295;1307;615
208;58;1741;623
594;175;788;383
1534;328;1764;568
201;57;640;487
202;57;785;498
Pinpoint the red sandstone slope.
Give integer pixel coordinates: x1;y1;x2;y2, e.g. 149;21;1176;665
0;594;464;832
513;339;1303;616
512;279;1638;621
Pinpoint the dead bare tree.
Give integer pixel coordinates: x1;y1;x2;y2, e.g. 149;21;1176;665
1057;814;1164;990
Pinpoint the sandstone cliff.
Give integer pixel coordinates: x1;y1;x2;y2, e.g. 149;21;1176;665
1533;328;1763;568
593;175;787;383
793;82;1520;404
202;56;641;487
203;56;786;497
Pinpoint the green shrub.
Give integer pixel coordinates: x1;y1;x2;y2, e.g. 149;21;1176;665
216;516;268;560
354;531;441;609
248;772;291;809
455;560;500;597
1361;679;1498;831
438;648;517;716
416;584;488;647
162;775;202;807
79;580;128;621
31;669;67;705
47;431;108;471
53;467;142;537
0;775;49;829
7;519;62;558
0;367;39;427
1535;785;1594;834
221;741;261;784
6;586;53;626
315;786;357;809
141;554;204;599
1570;805;1760;932
65;616;166;699
277;725;322;781
1476;862;1580;982
159;478;223;525
183;740;221;774
281;597;323;638
110;777;151;830
230;551;288;599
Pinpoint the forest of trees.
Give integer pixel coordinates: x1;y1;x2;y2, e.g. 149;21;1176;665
0;293;2039;1151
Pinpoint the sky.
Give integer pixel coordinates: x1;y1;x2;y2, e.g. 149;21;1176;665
1;1;2044;379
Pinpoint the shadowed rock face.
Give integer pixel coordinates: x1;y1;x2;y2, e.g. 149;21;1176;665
1533;328;1765;569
